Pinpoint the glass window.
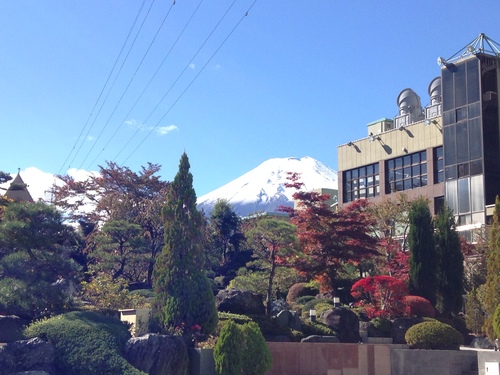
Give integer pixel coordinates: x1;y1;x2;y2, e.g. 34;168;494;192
385;151;428;193
456;121;469;163
445;165;457;180
471;175;484;213
470;159;482;175
343;163;380;203
468;102;480;118
456;107;468;122
455;64;467;107
443;110;455;126
458;178;470;214
446;180;458;215
444;126;457;165
467;58;480;103
469;118;482;160
442;67;454;111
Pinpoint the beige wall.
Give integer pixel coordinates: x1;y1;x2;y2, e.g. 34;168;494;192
338;118;442;171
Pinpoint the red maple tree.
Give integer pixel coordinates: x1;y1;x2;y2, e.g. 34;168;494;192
351;275;408;318
281;172;380;292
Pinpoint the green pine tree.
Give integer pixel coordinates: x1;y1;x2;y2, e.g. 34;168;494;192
434;204;464;316
152;153;217;335
483;195;500;339
408;197;437;306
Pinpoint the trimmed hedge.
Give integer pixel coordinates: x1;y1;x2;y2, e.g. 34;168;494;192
405;320;463;350
24;311;145;375
214;320;272;375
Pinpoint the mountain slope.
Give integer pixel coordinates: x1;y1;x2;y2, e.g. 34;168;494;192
197;156;338;217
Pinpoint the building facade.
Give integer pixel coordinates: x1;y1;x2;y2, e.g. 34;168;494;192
338;34;500;236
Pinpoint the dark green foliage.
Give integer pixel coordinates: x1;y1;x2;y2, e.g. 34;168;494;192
404;320;463;350
241;322;273;375
286;282;319;304
301;320;336;337
408;198;437;306
295;295;316;305
493;304;500;340
370;317;392;337
484;196;500;339
434;204;464;316
209;199;245;267
301;298;334;315
153;153;218;335
24;311;145;375
0;201;81;319
214;320;272;375
214;320;244;375
465;288;484;334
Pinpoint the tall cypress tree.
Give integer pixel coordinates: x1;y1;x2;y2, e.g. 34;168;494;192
408;197;437;306
153;153;218;334
434;204;463;316
483;196;500;339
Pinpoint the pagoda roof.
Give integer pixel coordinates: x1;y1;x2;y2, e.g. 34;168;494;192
4;173;34;202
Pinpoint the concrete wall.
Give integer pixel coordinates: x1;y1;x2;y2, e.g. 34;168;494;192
478;351;500;375
266;342;392;375
390;349;477;375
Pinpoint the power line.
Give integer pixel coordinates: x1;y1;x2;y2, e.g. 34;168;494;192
57;0;149;174
86;0;204;169
121;0;258;166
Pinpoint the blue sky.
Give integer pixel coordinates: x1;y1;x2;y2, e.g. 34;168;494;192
2;1;500;197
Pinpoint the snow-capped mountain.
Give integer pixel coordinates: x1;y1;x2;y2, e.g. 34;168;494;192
197;156;338;217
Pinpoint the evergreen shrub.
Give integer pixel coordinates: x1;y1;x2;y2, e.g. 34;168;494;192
405;320;463;350
301;298;334;318
370;317;392;337
24;311;145;375
214;320;272;375
295;295;316;305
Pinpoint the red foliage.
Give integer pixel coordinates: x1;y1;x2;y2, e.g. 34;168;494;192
402;295;435;318
351;275;408;318
282;173;380;292
377;238;410;283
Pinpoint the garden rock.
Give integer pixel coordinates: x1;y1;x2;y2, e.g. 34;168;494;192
391;317;423;344
470;335;495;349
216;288;265;315
270;299;289;316
0;338;55;375
321;307;360;343
275;310;302;331
124;333;189;375
301;335;339;343
0;315;28;343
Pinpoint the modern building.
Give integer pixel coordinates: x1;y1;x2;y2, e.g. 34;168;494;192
337;33;500;238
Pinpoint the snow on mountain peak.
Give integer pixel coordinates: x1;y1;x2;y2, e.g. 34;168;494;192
197;156;338;217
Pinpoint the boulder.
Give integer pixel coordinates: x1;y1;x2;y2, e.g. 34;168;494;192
470;335;495;349
216;289;265;315
124;334;189;375
270;299;289;316
0;315;29;343
301;335;339;343
321;307;360;343
0;338;55;375
275;310;302;331
390;317;423;344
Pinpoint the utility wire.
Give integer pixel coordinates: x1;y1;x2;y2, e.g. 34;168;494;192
73;0;159;170
87;0;204;169
121;0;258;166
57;0;148;175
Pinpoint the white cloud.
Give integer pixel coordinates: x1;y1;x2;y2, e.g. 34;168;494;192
1;167;98;203
155;125;178;136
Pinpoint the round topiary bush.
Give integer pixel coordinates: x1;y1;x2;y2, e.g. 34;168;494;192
405;320;463;350
301;298;334;318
